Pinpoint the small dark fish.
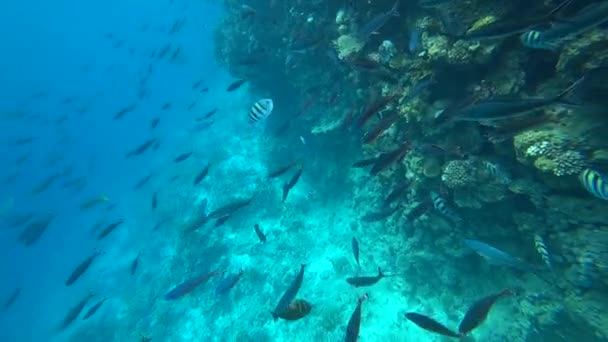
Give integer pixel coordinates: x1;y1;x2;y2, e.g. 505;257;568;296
282;167;303;202
383;183;409;207
3;288;21;311
409;28;420;53
152;218;170;231
357;93;399;128
82;298;107;320
187;102;196;111
157;45;171;59
351;237;360;267
11;137;37;146
201;108;218;119
192;80;202;90
151;192;158;211
226;79;247;92
254;224;266;242
352;157;379;168
207;195;255;219
18;212;55;246
125;138;157;158
270;264;306;320
66;251;102;286
150;117;160;129
58;293;94;331
161;102;171;111
267;161;297;178
345;294;368;342
405;312;460;338
174;152;193;163
130;252;140;275
188;120;215;133
193;164;210;186
459;289;513;335
215;269;244;296
31;173;61;195
276;299;312;321
362;111;399;144
214;215;231;227
370;143;409;175
164;270;221;300
113;105;135;120
97;219;125;240
169;47;180;62
346;267;384;287
200;87;209;93
133;174;153;189
361;206;400;222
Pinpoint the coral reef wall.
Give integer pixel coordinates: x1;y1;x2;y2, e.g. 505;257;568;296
214;0;608;340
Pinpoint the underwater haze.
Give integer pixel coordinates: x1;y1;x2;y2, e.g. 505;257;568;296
1;0;608;341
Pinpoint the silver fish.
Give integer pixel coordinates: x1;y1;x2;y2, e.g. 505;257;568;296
465;239;532;270
358;1;400;41
533;234;552;270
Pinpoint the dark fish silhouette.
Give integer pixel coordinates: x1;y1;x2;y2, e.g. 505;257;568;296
150;117;160;129
125;138;157;158
66;251;102;286
199;108;217;120
174;152;193;163
345;294;368;342
370;143;409;175
254;224;266;242
18;212;55;246
458;289;513;335
362;111;399;144
164;270;221;300
130;252;140;275
383;183;409;207
361;206;399;222
346;267;384;287
3;288;21;311
193;164;210;186
82;297;107;320
151;192;158;211
271;264;306;320
187;102;196;111
133;174;152;189
113;105;135;120
161;102;171;110
97;219;125;240
215;269;244;296
405;312;460;338
357;93;399;128
207;195;255;219
58;293;94;331
358;0;399;40
352;157;379;168
267;161;297;178
276;299;312;321
226;79;247;92
31;173;61;195
282;167;303;203
214;215;231;227
351;237;360;267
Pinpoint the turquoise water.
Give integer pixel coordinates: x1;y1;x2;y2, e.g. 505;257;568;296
1;0;607;341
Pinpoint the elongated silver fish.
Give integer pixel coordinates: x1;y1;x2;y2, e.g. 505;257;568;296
358;1;400;41
249;98;273;124
533;234;552;270
521;1;608;50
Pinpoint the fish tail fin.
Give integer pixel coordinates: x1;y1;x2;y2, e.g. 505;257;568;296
548;0;575;20
270;310;279;321
378;267;384;277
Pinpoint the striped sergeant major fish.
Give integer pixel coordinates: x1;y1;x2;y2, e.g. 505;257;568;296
520;1;608;50
430;191;461;222
249;98;273;125
533;234;552;270
579;168;608;200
